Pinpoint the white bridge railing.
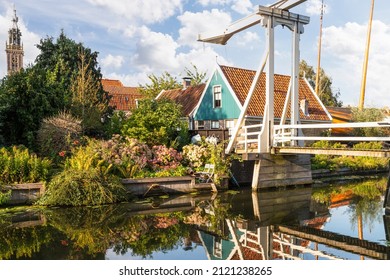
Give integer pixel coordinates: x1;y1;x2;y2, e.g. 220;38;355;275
235;121;390;153
236;124;263;153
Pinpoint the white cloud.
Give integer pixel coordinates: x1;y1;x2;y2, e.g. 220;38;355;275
231;0;254;15
100;54;124;69
176;46;231;76
131;26;180;73
86;0;183;24
103;72;150;87
104;46;231;87
130;25;232;76
197;0;230;6
178;9;232;47
323;20;390;107
306;0;330;16
197;0;254;15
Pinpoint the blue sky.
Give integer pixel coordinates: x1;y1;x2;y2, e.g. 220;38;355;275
1;0;390;107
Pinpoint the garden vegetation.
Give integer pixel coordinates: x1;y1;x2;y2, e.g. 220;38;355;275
0;31;388;207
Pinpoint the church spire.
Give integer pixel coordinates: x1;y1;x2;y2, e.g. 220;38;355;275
6;7;24;75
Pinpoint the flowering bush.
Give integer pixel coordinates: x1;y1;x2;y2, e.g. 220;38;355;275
64;135;186;178
149;145;183;171
182;143;210;169
98;135;152;177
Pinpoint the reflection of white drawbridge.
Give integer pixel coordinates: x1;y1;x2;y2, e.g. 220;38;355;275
199;0;390;190
195;187;390;260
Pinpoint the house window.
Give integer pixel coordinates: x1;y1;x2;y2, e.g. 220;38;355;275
225;120;235;136
213;85;222;108
213;237;222;258
211;121;220;129
197;120;205;130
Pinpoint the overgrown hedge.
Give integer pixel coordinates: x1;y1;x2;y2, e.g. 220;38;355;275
311;141;389;171
37;169;127;206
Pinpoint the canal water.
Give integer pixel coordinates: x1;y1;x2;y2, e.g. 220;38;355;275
0;175;389;260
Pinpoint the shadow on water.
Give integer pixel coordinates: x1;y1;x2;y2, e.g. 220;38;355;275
0;176;390;260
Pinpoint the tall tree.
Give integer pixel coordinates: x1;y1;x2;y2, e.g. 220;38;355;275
70;49;110;135
299;60;342;107
35;30;108;113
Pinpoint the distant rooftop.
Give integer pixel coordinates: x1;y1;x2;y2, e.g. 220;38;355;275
102;79;144;111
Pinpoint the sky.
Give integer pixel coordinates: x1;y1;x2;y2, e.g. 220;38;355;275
1;0;390;107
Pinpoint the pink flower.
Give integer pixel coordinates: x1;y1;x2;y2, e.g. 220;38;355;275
59;151;66;157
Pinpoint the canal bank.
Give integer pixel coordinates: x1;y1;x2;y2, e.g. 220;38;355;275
0;176;389;260
1;175;230;206
2;166;388;206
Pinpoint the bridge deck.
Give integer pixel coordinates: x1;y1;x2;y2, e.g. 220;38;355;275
272;147;390;157
236;147;390;159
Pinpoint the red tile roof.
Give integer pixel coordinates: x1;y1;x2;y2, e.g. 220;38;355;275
102;79;144;111
156;84;206;117
220;65;331;122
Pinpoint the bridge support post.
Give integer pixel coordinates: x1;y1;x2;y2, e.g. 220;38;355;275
385;165;390;214
252;154;312;190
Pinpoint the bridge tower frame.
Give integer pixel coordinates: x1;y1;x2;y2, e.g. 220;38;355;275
198;2;310;154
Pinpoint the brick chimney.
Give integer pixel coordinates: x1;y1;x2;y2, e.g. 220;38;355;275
182;77;192;89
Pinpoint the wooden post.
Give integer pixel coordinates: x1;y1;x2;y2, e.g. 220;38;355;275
384;163;390;214
252;160;261;191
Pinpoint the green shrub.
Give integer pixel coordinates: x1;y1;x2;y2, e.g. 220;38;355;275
352;142;383;150
0;189;11;205
0;146;51;184
37;169;127;206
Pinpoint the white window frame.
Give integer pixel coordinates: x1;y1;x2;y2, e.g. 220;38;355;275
213;85;222;108
211;120;220;129
225;120;235;136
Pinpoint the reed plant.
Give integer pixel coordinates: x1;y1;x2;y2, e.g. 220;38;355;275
0;146;51;185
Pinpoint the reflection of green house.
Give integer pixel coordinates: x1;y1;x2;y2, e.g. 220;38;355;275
199;232;236;260
192;64;332;137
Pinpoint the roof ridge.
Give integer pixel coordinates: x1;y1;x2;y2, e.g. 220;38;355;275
220;64;295;79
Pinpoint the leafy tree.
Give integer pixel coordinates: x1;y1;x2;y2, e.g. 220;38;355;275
139;72;181;99
299;60;342;107
0;67;62;147
184;64;207;86
121;99;189;148
139;65;207;98
351;107;388;137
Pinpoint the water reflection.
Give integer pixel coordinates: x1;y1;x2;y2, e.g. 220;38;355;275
0;177;389;260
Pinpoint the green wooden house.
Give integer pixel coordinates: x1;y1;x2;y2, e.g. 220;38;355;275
192;64;332;137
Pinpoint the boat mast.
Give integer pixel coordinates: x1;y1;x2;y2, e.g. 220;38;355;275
315;0;324;96
359;0;375;110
